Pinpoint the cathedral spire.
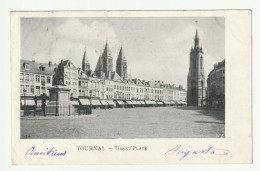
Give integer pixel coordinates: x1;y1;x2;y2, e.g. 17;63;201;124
116;45;127;80
195;21;199;39
194;21;200;49
117;46;126;60
82;47;91;72
102;41;112;57
95;54;103;72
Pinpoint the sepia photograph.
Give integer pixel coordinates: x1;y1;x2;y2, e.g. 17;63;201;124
19;16;225;139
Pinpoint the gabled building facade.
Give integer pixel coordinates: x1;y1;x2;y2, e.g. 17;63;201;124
20;59;57;96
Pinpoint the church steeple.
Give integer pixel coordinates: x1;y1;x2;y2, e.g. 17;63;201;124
82;48;91;72
116;45;127;80
94;41;113;78
194;21;200;49
102;41;112;57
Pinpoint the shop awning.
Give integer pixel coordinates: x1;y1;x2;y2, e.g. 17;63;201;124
117;101;125;105
107;100;115;106
144;100;151;104
126;101;134;105
134;101;140;105
131;101;137;105
100;100;108;105
178;101;187;105
140;101;146;105
151;101;156;104
79;99;90;105
148;100;156;104
156;102;163;105
91;99;102;106
21;99;35;106
164;101;171;104
170;101;176;104
70;100;79;105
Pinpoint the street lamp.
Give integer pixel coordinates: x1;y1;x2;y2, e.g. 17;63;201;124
23;89;27;115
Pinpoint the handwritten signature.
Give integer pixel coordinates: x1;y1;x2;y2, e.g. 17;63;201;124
25;146;66;156
165;145;229;160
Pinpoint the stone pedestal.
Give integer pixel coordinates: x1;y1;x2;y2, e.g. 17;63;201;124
45;85;75;116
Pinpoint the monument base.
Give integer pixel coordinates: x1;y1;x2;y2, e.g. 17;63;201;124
45;85;76;116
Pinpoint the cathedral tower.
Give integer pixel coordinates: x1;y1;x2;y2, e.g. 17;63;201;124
82;48;91;72
102;42;113;77
116;46;127;80
187;22;206;106
94;42;113;78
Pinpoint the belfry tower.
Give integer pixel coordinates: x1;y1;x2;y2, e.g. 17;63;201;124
116;46;127;80
187;21;206;106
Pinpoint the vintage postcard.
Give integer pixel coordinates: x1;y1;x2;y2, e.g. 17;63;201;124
11;10;252;164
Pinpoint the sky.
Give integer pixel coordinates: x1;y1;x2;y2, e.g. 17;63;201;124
21;17;225;89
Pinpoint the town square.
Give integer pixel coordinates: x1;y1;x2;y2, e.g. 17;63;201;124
21;106;224;138
19;17;225;138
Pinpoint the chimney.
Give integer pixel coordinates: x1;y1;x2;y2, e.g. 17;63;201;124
48;61;52;66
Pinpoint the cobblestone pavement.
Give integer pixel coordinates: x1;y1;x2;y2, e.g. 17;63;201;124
20;106;225;139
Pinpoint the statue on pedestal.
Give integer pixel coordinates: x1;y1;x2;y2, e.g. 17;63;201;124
53;60;65;86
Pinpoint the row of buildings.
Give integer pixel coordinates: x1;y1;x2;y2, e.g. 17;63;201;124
20;43;187;102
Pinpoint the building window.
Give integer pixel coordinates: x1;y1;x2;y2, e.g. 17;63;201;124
66;72;70;77
20;85;24;94
25;85;29;94
30;74;34;82
35;86;40;95
20;73;24;81
41;76;46;86
39;66;45;71
24;64;30;70
36;75;40;83
25;74;29;82
41;87;45;94
47;76;51;83
30;85;34;94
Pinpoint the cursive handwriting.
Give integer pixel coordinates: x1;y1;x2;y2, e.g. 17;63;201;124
165;145;229;160
25;146;66;156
